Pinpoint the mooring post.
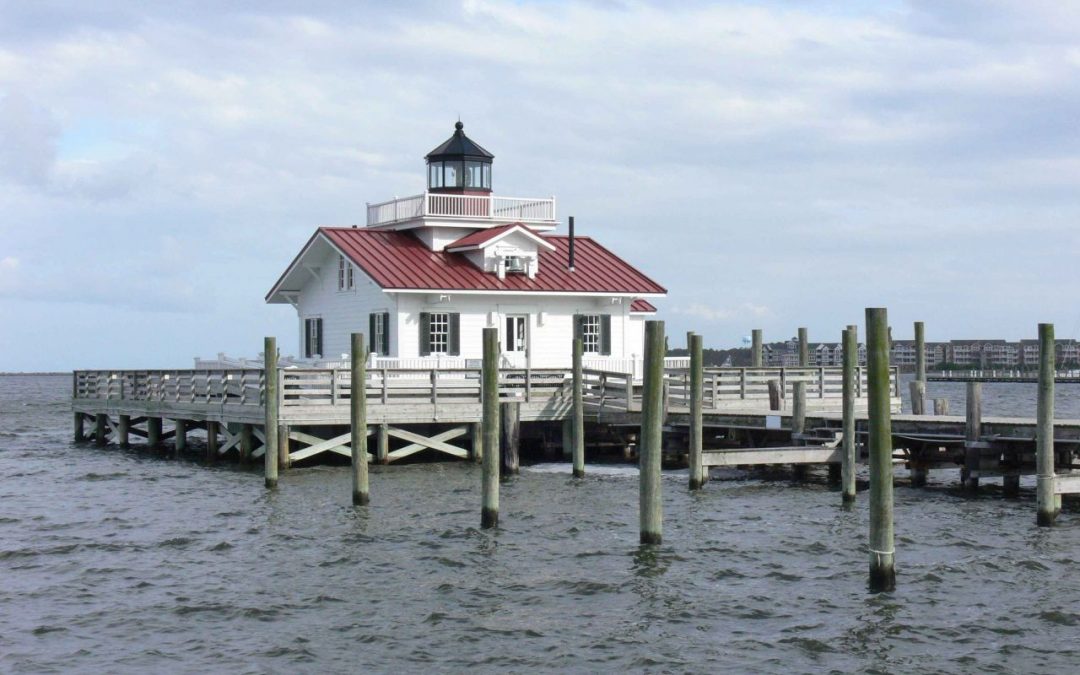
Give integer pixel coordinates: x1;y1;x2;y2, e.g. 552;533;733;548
910;321;927;416
842;325;858;503
688;333;704;490
351;332;370;505
377;423;389;464
481;327;500;529
73;412;85;443
239;423;253;462
933;398;949;416
118;414;130;448
640;319;665;545
278;424;290;470
205;421;218;461
572;337;585;477
264;336;279;489
174;419;187;456
500;401;521;475
798;327;809;367
1036;323;1057;526
94;413;107;446
964;382;982;492
791;380;808;480
751;329;763;367
866;308;896;592
147;417;162;449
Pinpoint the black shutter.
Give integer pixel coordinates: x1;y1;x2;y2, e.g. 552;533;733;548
419;313;431;356
369;313;377;353
304;319;312;358
381;312;391;355
448;313;461;356
601;315;612;355
316;318;323;357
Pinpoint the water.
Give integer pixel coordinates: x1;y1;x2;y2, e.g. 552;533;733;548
3;375;1080;673
899;373;1080;417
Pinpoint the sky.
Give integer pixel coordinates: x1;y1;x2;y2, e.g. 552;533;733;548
2;0;1079;370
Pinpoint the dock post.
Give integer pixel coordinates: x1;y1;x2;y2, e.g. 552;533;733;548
174;419;187;456
264;337;279;489
95;414;107;446
481;327;500;529
205;421;218;460
239;423;253;462
751;329;763;367
147;417;162;449
798;327;809;367
351;332;369;505
933;398;949;416
471;422;483;463
791;380;808;480
689;333;704;490
572;337;585;477
767;380;781;411
278;425;290;470
964;382;982;492
118;414;130;448
866;308;896;592
501;401;521;475
377;423;389;464
1036;323;1057;526
842;325;857;503
911;321;927;416
73;412;85;442
640;320;665;545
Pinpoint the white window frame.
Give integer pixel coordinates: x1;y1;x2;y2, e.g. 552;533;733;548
429;312;449;354
373;312;387;355
581;315;601;354
338;254;354;291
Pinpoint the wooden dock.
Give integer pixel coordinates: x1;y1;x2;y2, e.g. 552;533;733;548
928;369;1080;383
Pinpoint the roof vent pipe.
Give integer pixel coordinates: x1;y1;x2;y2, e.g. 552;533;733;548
568;216;575;272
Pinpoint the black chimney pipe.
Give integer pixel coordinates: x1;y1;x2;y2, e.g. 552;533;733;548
568;216;575;272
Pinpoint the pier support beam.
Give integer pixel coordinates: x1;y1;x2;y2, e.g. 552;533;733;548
688;333;704;490
95;414;107;446
751;329;763;367
640;319;665;545
205;421;218;461
964;382;982;492
842;325;858;503
239;423;253;462
74;413;85;443
1036;323;1057;526
377;423;389;464
500;401;520;475
866;307;896;592
351;332;370;506
572;337;585;478
264;337;279;489
174;419;187;456
147;417;162;449
471;422;482;463
481;327;500;529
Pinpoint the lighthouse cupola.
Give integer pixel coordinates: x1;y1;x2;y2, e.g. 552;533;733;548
425;121;493;194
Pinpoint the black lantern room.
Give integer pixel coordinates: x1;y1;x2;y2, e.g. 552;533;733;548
425;121;494;194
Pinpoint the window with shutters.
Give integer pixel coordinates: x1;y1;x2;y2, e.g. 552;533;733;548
581;315;601;354
304;317;323;358
337;254;354;291
371;312;388;355
429;312;449;354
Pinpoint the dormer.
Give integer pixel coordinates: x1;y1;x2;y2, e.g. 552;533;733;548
445;223;556;279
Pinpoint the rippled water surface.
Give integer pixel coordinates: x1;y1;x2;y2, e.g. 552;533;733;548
3;375;1080;673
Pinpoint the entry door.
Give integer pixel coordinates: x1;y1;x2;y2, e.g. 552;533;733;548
505;315;528;354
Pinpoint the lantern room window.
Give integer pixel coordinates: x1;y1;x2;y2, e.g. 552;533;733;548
425;121;494;194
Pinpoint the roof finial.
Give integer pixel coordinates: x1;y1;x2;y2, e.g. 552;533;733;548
455;119;464;131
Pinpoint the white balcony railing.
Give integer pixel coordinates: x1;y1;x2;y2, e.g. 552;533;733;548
366;192;556;226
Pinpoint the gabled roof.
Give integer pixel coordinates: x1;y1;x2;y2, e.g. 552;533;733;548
445;222;556;252
630;299;657;313
266;227;666;301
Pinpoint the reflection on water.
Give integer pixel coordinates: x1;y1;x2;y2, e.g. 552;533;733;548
1;375;1079;673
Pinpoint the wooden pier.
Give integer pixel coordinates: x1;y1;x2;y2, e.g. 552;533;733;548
928;369;1080;383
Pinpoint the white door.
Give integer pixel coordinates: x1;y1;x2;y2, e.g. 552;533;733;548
504;315;528;367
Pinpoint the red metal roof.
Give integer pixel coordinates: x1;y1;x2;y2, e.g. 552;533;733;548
630;299;657;313
445;222;552;251
317;227;666;295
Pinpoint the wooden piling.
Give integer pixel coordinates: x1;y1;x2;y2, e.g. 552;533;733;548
500;401;521;475
174;419;187;455
1036;323;1057;526
791;381;806;437
239;423;253;462
933;398;949;416
73;412;85;442
688;333;704;490
481;327;500;529
147;417;162;449
471;422;483;463
264;336;279;489
377;423;389;464
866;308;896;592
572;337;585;478
767;380;781;411
909;381;926;416
640;319;665;545
798;327;809;367
95;413;107;446
351;332;369;506
964;382;982;492
914;321;926;382
118;414;130;448
842;325;857;503
205;421;218;461
751;329;763;367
